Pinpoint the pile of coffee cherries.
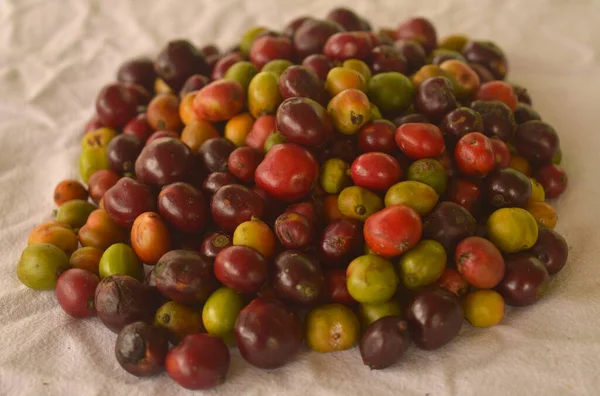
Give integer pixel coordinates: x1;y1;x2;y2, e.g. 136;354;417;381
17;7;569;390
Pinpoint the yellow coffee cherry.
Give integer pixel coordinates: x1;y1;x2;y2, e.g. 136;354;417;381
463;289;505;328
526;201;558;229
527;177;546;206
233;219;275;259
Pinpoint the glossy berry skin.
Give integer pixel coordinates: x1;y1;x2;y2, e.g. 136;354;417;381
117;57;157;93
227;147;264;184
135;138;194;187
193;80;245;122
234;297;303;369
53;180;88;206
319;218;363;267
462;289;505;328
145;130;179;146
324;269;357;305
255;143;319;203
146;94;183;131
232;218;276;260
88;170;120;203
130;83;152;104
323;32;376;62
496;255;550;307
394;17;438;53
123;113;154;143
462;40;508;80
250;35;294;70
301;54;334;81
158;182;208;234
415;76;458;122
436;268;469;297
214;245;268;294
276;97;332;148
439;59;480;98
273;250;324;305
131;212;171;266
534;164;568;199
198;138;236;174
211;52;244;80
96;83;147;128
107;134;142;175
246;114;276;150
199;232;232;262
527;227;568;275
350;152;402;192
422;202;477;254
56;269;100;318
180;74;210;97
394;39;426;73
476;81;518;111
490;137;511;169
153;250;217;305
455;237;505;289
395;123;445;159
439;107;484;146
211;184;265;232
326;7;364;32
364;205;422;257
155;40;208;91
78;209;127;252
393;113;430;127
447;178;481;213
484;168;532;209
470;100;516;142
202;172;238;196
279;65;328;105
274;212;314;249
369;44;407;74
294;19;344;59
233;213;275;259
454;132;496;177
103;177;156;228
360;317;410;370
286;201;318;225
468;62;495;83
514;121;560;165
406;287;463;350
358;120;397;154
165;334;230;390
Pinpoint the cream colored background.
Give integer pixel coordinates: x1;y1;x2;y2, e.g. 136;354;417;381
1;0;600;395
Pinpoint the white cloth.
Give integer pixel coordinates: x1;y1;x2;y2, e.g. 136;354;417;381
1;0;600;395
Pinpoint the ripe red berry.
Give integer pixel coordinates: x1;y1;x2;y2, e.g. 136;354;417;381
454;132;496;177
395;123;445;159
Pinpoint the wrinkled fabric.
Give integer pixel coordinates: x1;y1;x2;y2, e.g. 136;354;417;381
1;0;600;395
